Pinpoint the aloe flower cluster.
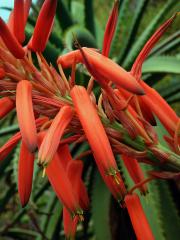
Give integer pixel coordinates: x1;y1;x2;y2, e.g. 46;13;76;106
0;1;179;239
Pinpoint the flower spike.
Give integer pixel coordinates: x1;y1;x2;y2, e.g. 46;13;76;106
18;141;35;207
0;18;25;58
28;0;57;52
38;106;73;167
16;80;37;153
125;194;154;240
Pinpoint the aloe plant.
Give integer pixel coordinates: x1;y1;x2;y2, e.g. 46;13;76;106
0;1;179;239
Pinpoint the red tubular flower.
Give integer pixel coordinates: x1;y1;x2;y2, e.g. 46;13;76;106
18;141;35;207
46;154;80;213
102;0;119;56
38;106;73;166
121;155;147;194
0;97;14;119
28;0;57;52
71;86;126;198
63;207;79;240
0;117;48;162
0;132;21;161
13;0;25;43
16;80;37;153
131;13;177;81
125;193;154;240
67;160;89;210
0;18;25;58
38;131;81;214
63;160;89;239
80;48;145;95
8;0;31;37
140;81;179;136
58;47;144;95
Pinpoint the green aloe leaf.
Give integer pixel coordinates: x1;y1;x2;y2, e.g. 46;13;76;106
5;228;40;238
155;75;180;99
142;56;180;74
111;0;149;63
71;1;84;26
157;181;180;240
0;184;16;212
91;170;111;240
84;0;95;37
12;143;21;188
140;165;166;240
0;125;19;137
167;92;180;104
56;0;74;31
123;0;178;69
36;192;62;240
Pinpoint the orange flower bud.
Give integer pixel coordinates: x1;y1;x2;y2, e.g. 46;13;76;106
18;141;35;207
28;0;57;52
38;106;73;166
16;80;37;153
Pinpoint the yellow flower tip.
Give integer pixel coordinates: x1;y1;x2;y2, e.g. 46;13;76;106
42;167;46;178
78;214;84;222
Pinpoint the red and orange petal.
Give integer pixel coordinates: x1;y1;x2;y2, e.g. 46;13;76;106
38;105;73;166
18;141;35;207
0;97;14;119
70;86;126;197
131;14;178;81
0;17;25;58
29;0;57;52
125;193;154;240
16;80;37;153
102;0;119;57
63;207;78;239
121;155;147;194
80;48;145;95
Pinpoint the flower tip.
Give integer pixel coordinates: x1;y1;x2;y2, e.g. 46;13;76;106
136;86;145;95
0;17;25;58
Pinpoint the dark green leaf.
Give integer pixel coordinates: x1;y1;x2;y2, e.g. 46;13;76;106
91;170;111;240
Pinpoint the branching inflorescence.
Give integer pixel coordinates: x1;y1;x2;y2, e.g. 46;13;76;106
0;1;179;239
